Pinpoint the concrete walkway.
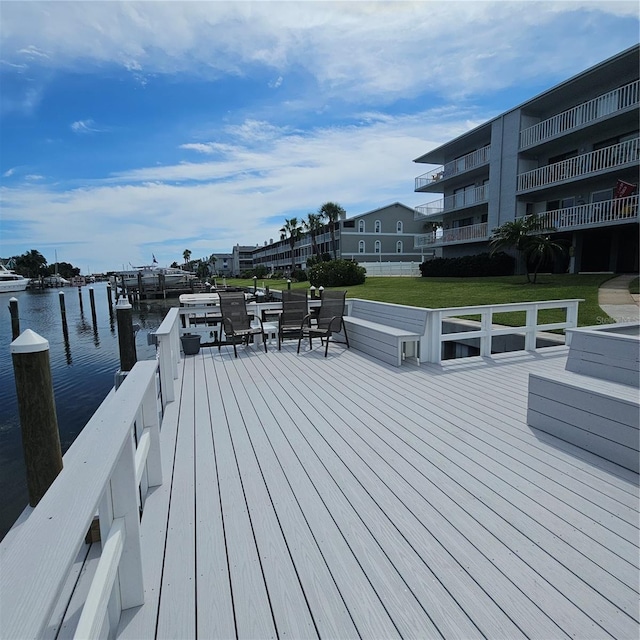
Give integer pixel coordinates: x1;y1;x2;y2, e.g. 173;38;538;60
598;273;640;323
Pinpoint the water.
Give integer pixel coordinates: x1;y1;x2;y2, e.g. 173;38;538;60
0;283;173;540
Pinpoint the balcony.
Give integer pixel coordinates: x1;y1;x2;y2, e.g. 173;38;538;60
520;80;639;149
415;146;491;191
540;194;638;231
517;138;639;192
415;222;489;248
415;184;489;220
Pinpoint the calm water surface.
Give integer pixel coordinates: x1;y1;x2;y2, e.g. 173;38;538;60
0;283;173;540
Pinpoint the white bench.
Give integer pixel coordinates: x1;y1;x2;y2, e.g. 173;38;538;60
343;299;428;367
527;370;639;472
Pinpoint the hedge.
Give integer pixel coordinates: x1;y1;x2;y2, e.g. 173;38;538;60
419;252;515;277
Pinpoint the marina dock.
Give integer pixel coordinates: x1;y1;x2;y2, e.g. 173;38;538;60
1;301;638;639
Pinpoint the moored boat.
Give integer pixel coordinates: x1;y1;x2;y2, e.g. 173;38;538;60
0;264;30;293
110;265;196;289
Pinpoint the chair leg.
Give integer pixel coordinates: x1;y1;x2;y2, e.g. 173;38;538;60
324;333;330;357
232;336;238;358
342;322;350;349
262;332;268;353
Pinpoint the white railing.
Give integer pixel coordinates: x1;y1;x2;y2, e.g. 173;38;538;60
518;138;640;191
415;184;489;218
415;222;488;247
0;360;164;639
415;145;491;190
155;306;181;406
425;299;582;363
541;195;639;230
520;80;640;148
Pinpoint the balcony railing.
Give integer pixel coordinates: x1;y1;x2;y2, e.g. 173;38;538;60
517;138;639;192
415;184;489;220
520;80;640;149
415;146;491;190
415;222;489;247
540;194;638;231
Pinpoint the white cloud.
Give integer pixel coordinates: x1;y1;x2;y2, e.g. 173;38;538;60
3;168;16;178
0;108;474;271
1;1;637;102
70;119;101;134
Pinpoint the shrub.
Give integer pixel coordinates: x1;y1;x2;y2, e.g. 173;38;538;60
291;269;308;282
420;252;515;277
308;259;366;287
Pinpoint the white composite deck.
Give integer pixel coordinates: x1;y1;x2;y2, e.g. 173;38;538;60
100;342;640;639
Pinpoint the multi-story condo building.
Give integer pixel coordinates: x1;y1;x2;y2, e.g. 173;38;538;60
413;44;639;273
231;245;257;277
252;202;427;274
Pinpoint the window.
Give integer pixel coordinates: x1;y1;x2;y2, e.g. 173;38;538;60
374;220;381;233
358;240;365;253
396;221;403;233
396;241;403;253
342;220;355;228
374;240;381;254
358;220;365;233
591;189;613;203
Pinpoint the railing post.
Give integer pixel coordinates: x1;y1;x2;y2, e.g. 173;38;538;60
429;310;442;363
480;309;492;357
10;330;63;506
524;305;537;351
108;433;144;610
116;296;137;374
142;377;163;487
565;302;579;346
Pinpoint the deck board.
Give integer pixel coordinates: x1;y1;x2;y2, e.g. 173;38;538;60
115;342;639;640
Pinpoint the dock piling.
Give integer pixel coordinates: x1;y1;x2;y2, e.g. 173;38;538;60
10;329;63;506
116;297;137;381
89;287;98;327
9;297;20;340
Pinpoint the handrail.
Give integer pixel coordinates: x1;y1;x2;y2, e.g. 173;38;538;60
540;194;638;230
155;306;181;405
520;80;640;148
415;146;491;190
0;360;163;639
518;138;639;191
426;299;582;363
415;221;488;247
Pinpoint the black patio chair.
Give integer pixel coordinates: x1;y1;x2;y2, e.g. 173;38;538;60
297;290;349;357
218;291;267;357
278;290;308;350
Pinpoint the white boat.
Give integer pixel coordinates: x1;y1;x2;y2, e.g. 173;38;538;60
0;263;30;293
111;264;196;289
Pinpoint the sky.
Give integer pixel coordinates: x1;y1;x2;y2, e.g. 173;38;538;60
0;1;638;274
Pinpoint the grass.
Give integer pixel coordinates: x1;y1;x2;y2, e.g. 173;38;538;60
224;273;619;328
629;277;639;295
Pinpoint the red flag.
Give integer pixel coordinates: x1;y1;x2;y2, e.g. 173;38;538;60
614;180;636;198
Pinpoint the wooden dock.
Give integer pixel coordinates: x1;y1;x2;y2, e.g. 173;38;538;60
71;342;638;638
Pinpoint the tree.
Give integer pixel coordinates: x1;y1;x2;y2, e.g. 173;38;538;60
489;214;564;283
303;212;324;259
280;217;302;274
13;250;48;278
182;249;192;268
319;202;346;260
524;234;566;284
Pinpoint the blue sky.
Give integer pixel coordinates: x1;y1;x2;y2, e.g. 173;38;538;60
1;1;638;274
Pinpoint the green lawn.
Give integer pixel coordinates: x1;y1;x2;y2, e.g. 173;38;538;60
629;277;639;295
224;273;619;328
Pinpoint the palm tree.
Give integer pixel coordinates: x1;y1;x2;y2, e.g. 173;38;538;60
183;249;192;269
280;217;302;274
490;214;562;283
303;212;323;260
319;202;346;260
524;234;566;284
